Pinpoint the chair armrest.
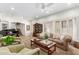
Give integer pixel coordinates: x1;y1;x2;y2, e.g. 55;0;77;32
8;44;25;53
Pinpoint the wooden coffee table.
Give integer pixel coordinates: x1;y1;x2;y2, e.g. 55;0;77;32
31;39;56;55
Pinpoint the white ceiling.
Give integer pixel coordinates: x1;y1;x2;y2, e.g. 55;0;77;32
0;3;79;19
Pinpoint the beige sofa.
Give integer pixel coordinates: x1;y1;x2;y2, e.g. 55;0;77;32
0;44;40;55
51;35;72;51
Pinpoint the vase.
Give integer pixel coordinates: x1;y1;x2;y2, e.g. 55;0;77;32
45;39;48;43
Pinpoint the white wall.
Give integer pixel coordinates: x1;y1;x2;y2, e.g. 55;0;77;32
32;7;79;41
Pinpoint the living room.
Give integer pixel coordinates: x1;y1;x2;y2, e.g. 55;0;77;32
0;3;79;55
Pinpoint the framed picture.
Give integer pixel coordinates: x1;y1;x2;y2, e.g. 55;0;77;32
2;21;8;30
26;25;30;31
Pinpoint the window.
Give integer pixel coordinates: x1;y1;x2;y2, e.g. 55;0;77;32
55;21;60;33
69;19;73;28
44;22;53;33
68;19;73;35
61;20;67;33
62;21;66;28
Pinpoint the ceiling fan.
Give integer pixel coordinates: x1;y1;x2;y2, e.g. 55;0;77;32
40;3;53;9
39;3;54;13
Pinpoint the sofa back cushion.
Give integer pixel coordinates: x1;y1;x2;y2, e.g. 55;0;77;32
50;33;53;38
71;41;79;49
53;34;60;39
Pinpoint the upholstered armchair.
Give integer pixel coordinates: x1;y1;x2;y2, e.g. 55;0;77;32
52;35;72;51
0;44;40;55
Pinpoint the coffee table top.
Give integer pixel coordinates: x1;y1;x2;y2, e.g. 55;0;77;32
39;40;56;48
40;40;52;45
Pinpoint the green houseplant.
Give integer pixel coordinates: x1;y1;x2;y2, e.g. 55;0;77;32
2;36;15;45
44;33;48;40
43;33;49;43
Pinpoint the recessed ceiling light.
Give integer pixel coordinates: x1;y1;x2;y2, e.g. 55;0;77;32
46;11;49;14
36;16;39;18
67;3;72;6
40;9;44;12
45;8;53;14
11;7;15;10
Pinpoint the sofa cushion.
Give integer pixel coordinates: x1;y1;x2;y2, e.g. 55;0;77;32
50;33;53;38
18;48;40;55
0;47;10;54
53;39;63;45
53;34;60;39
71;41;79;49
60;35;64;40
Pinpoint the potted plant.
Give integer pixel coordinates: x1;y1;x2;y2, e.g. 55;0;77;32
44;33;48;42
2;35;15;45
